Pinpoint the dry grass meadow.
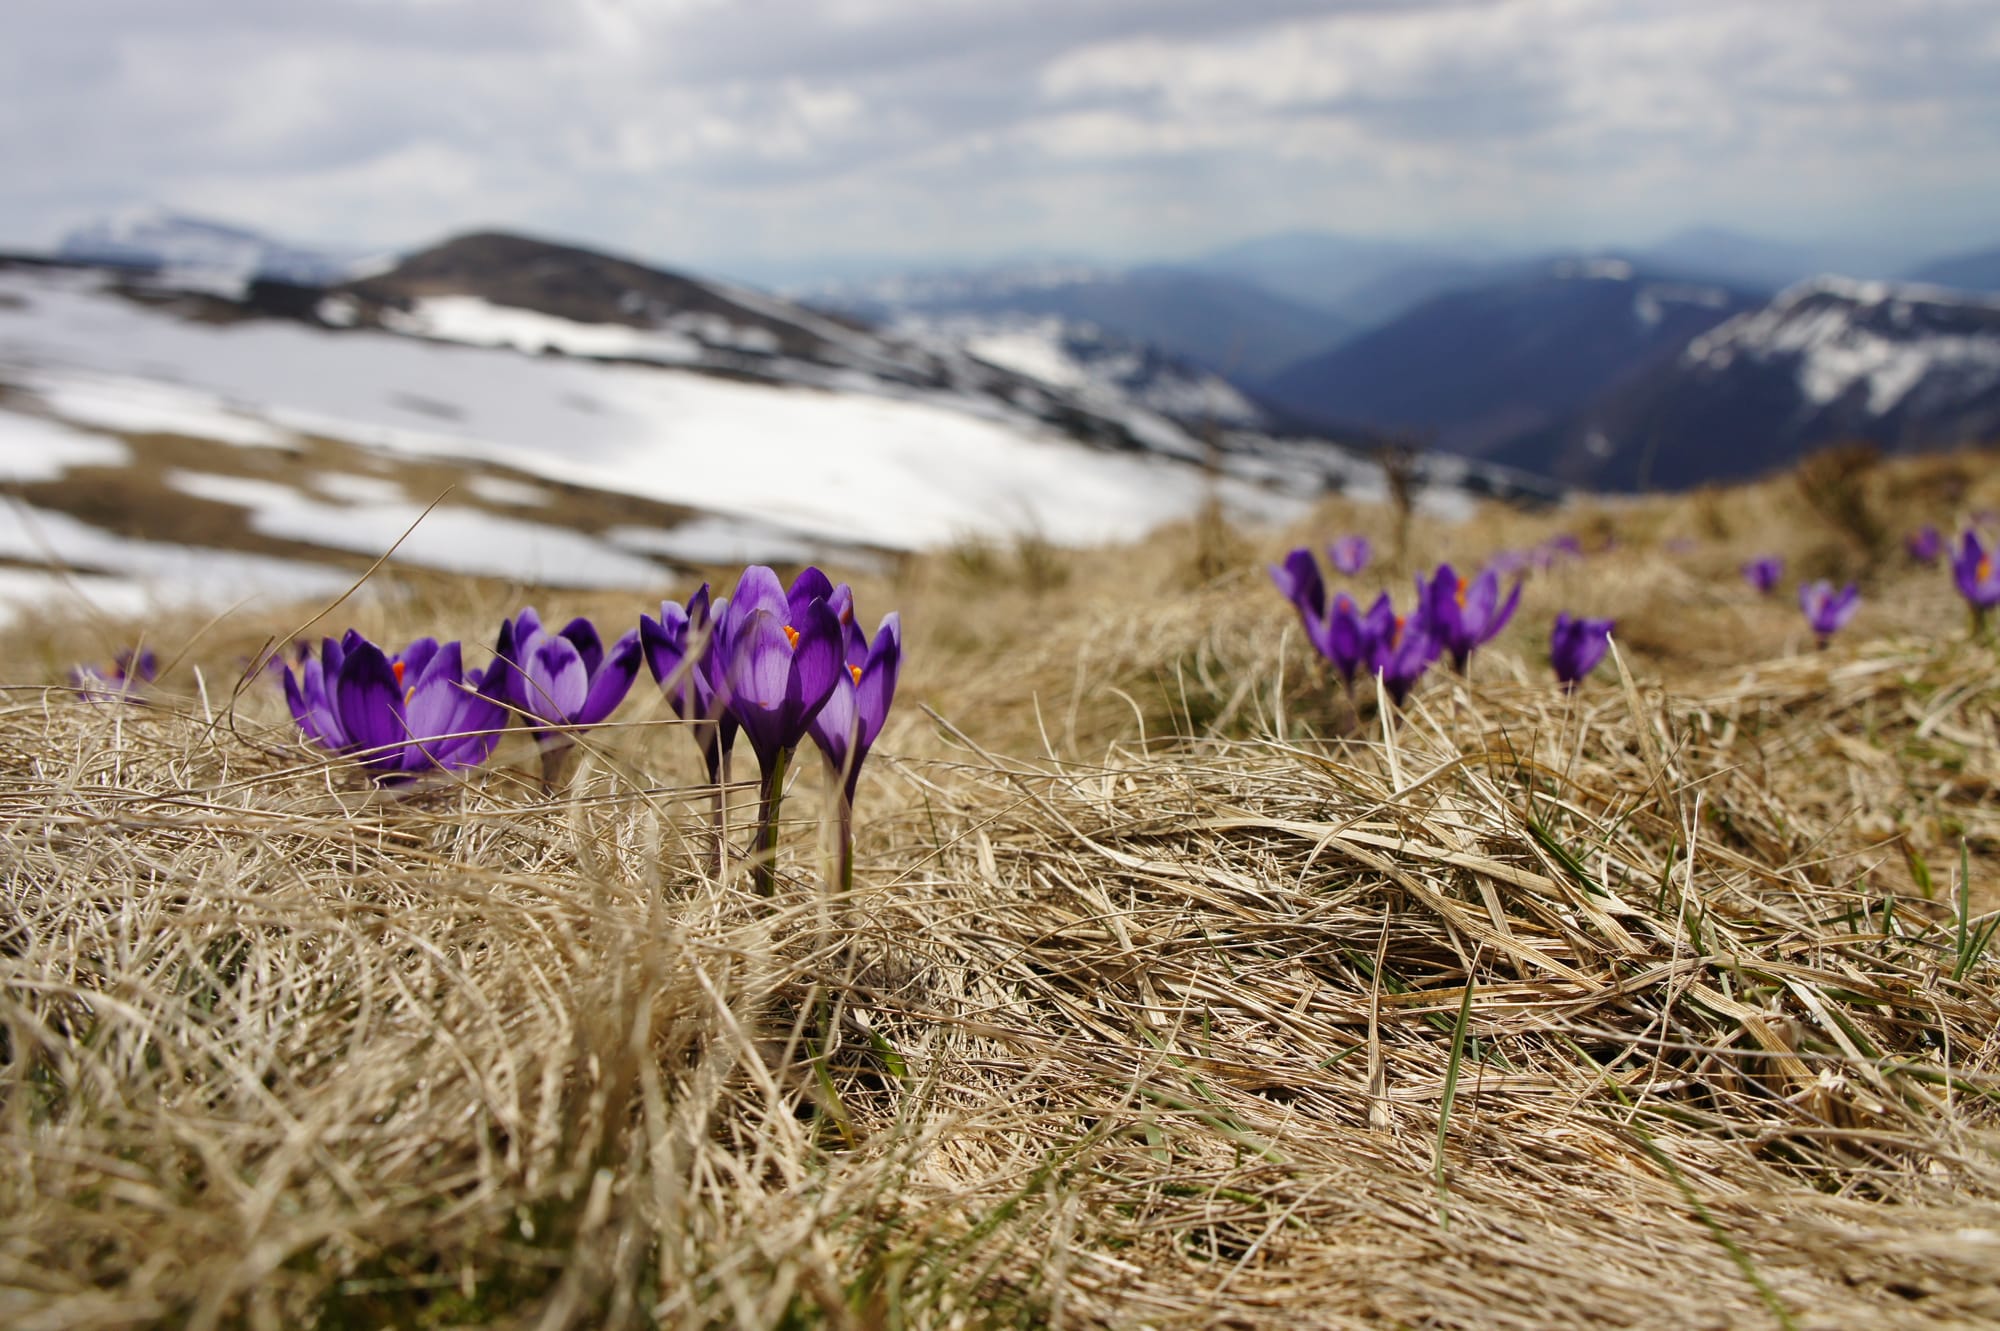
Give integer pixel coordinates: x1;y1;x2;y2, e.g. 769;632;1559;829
3;445;1999;1329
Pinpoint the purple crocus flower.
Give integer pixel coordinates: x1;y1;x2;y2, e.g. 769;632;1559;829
1952;529;2000;630
69;647;158;700
1371;609;1437;707
1798;581;1859;646
281;630;507;781
718;565;844;776
805;596;903;891
1906;526;1943;564
808;613;901;801
1423;564;1521;672
1327;535;1372;577
492;608;641;739
1309;592;1371;690
640;582;735;782
1268;547;1326;624
716;566;844;892
1742;557;1783;595
1550;614;1615;690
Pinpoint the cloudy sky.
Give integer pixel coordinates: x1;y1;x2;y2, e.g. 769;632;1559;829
6;0;1999;278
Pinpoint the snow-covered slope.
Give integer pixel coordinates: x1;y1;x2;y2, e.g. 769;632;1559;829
1495;277;2000;489
0;225;1553;623
0;262;1310;621
1682;277;2000;414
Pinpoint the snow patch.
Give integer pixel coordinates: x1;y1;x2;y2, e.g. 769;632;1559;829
381;295;706;364
0;501;353;614
312;471;408;505
463;475;554;507
164;468;670;587
608;515;839;567
0;408;132;479
19;369;295;449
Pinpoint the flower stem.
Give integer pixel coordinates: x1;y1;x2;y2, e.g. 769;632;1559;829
537;738;574;795
751;747;790;896
836;790;855;897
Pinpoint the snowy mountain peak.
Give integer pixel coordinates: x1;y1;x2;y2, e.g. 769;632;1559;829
56;207;371;292
1768;273;2000;316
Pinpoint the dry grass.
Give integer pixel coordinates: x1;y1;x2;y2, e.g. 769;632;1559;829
3;450;2000;1329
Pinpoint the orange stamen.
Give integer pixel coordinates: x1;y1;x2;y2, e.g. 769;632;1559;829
1981;556;1993;582
392;660;406;685
783;624;800;649
1454;576;1467;608
849;663;863;685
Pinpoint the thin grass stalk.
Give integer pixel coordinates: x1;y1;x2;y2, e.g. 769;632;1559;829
1434;964;1477;1230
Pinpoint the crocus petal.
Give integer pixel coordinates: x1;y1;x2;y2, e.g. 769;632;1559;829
558;617;604;677
641;604;693;711
786;597;844;736
1462;569;1498;627
1324;598;1363;682
524;635;588;725
787;567;836;625
854;614;901;749
1487;578;1523;640
492;615;525;711
576;629;641;727
334;641;405;762
283;663;341;748
808;669;858;778
402;642;470;766
726;609;797;767
728;565;789;630
1268;548;1326;621
397;637;441;685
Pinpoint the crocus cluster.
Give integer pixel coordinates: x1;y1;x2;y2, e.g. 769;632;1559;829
282;632;509;780
642;565;901;892
278;564;901;892
1270;548;1520;706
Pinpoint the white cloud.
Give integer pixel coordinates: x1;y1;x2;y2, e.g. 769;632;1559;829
0;0;1995;269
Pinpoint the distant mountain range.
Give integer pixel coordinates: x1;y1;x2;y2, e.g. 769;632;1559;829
1493;278;2000;488
1905;246;2000;294
56;207;372;290
1258;259;1761;455
27;207;2000;497
806;263;1351;382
